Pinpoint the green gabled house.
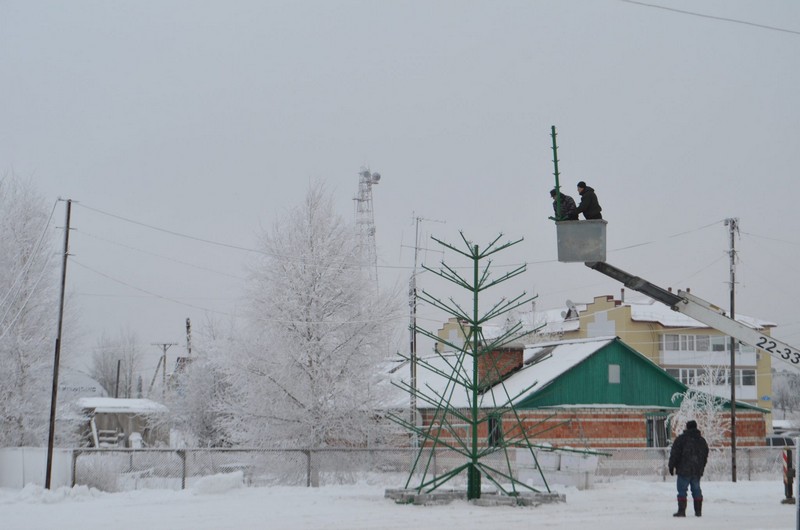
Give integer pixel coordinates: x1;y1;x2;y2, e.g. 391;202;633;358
416;336;767;448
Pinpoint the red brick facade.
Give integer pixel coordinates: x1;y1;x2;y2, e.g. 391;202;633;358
477;348;523;388
420;407;766;448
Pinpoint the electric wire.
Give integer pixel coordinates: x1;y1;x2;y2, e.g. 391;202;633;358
78;230;247;281
77;202;727;273
72;259;408;326
0;199;59;326
619;0;800;36
71;259;236;318
0;252;56;341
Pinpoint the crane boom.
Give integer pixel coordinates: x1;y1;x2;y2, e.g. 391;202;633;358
586;261;800;371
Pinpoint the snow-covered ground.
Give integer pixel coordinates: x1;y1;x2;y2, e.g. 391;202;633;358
0;473;796;530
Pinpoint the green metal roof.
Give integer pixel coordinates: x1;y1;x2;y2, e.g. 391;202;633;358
515;337;767;413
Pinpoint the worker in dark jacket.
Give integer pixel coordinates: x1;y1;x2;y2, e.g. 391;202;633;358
550;188;578;220
575;181;603;220
668;420;709;517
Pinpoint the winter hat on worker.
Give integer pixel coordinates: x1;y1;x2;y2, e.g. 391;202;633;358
686;420;698;430
577;181;586;189
550;188;558;197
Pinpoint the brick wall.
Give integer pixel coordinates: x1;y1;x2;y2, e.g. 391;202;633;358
477;348;522;388
419;407;767;448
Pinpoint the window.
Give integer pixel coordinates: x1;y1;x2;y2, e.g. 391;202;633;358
680;335;695;351
662;334;679;351
678;368;698;385
711;336;728;352
695;368;708;385
488;415;502;447
677;368;755;387
609;364;620;384
646;416;669;447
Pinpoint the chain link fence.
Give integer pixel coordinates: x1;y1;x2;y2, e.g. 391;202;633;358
594;447;786;482
71;446;790;492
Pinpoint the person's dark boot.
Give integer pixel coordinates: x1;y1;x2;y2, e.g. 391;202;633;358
693;498;702;517
673;498;687;517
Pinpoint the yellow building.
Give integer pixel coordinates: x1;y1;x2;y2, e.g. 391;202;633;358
434;291;775;420
554;292;774;416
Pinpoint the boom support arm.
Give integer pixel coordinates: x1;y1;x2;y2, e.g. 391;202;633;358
586;261;800;370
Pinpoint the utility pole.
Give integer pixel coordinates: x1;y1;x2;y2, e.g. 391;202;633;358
408;214;444;445
152;343;177;399
725;217;739;482
114;359;121;398
185;318;192;356
45;199;72;490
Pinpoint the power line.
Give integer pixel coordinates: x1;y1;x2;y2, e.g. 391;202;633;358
77;202;727;274
77;202;408;271
71;258;407;326
0;199;59;319
78;229;247;280
71;259;235;317
0;252;55;341
76;202;263;254
741;231;800;247
620;0;800;36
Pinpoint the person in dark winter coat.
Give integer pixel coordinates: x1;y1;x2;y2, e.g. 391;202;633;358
575;181;603;220
550;188;578;220
668;420;709;517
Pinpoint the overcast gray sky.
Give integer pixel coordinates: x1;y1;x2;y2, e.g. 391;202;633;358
2;0;799;371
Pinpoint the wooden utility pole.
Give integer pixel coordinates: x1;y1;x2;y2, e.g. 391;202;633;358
726;217;739;482
114;359;121;398
45;199;71;489
152;343;177;399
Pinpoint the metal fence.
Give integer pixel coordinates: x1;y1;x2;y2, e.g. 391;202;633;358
71;446;790;492
594;447;787;482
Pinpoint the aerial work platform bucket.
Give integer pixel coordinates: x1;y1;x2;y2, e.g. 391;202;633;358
556;220;607;263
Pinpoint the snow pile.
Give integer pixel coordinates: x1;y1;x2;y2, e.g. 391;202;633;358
11;484;104;504
191;471;244;495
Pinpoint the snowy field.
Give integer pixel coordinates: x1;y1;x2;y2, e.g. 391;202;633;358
0;473;796;530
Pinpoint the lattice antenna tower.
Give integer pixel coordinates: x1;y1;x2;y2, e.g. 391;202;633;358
353;167;381;283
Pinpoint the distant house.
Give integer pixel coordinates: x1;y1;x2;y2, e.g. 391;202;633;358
413;336;767;448
76;397;169;448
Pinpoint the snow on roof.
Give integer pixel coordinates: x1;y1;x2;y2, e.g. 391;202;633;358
625;295;775;329
407;336;615;409
76;397;168;414
480;307;583;338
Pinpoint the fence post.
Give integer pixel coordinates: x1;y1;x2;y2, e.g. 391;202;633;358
178;450;186;490
304;450;311;487
661;448;668;482
746;447;751;481
71;450;78;487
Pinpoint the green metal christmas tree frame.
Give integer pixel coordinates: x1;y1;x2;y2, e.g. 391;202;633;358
390;232;569;500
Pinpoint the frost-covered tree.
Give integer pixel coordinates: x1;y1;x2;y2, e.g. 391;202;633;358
165;317;235;447
669;365;730;448
772;370;800;419
89;329;144;398
0;177;60;446
221;183;400;449
166;355;230;447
